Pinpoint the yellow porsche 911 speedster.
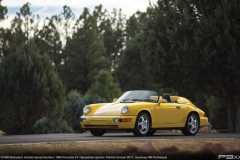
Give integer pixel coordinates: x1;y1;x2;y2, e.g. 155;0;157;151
80;90;208;136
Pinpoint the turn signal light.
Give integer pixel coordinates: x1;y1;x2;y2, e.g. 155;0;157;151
203;113;207;117
122;118;132;122
113;118;132;122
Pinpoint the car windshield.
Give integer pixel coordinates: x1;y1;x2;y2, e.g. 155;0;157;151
116;90;159;103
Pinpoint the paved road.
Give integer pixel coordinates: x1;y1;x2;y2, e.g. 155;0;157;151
0;133;239;145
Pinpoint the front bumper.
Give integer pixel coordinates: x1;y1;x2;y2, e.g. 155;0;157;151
80;115;136;129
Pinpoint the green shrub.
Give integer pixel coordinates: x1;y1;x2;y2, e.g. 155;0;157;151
33;117;74;134
64;90;86;133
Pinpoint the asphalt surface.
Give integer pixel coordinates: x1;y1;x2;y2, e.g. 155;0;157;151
0;133;239;145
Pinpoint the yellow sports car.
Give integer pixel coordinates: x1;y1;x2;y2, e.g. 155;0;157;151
80;90;208;136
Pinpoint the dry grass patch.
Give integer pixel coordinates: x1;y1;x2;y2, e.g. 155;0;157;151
0;130;5;136
0;138;240;156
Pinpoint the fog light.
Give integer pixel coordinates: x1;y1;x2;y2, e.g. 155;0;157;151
113;118;121;122
80;118;86;122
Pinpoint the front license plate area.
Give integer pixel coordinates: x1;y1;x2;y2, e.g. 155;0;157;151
90;120;107;125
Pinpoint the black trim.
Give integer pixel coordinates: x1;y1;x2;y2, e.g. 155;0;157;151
83;127;185;130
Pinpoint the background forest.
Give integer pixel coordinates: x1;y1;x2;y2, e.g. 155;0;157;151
1;0;239;134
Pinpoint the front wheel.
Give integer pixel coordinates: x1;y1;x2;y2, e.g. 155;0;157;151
132;112;150;136
90;129;106;136
181;113;199;136
148;129;156;136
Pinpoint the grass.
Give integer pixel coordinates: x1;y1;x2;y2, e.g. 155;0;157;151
0;138;240;156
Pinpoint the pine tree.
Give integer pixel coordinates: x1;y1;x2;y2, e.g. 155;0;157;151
114;12;158;91
85;70;121;102
60;9;110;94
92;5;126;72
34;15;63;72
9;2;40;55
0;40;66;134
0;0;7;21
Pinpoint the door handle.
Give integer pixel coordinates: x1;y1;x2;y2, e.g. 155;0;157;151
176;106;180;109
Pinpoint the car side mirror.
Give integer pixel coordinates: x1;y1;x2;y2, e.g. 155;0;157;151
158;99;167;105
113;98;117;102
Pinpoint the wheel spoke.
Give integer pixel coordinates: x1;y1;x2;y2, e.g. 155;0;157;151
190;117;194;122
187;115;198;133
190;125;195;130
140;126;145;132
137;114;149;134
143;119;147;124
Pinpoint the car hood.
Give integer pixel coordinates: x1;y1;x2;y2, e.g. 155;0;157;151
89;102;134;116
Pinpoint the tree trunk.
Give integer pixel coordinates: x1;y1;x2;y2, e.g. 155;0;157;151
21;125;29;135
227;102;236;133
235;101;240;133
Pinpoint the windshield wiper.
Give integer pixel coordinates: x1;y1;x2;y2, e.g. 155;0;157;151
131;99;144;101
120;98;157;103
120;99;134;103
133;99;157;102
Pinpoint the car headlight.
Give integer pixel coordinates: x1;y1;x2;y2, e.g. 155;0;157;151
83;105;90;114
121;105;128;114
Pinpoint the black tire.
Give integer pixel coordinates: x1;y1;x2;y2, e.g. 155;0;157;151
132;112;150;136
90;129;106;136
181;113;199;136
148;129;156;136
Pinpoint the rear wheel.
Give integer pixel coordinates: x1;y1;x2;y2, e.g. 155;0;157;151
181;113;199;136
90;129;106;136
132;112;150;136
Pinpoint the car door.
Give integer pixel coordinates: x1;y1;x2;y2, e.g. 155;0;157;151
155;102;184;126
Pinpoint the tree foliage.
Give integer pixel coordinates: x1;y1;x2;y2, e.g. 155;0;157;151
205;96;228;130
114;12;158;91
0;40;66;134
64;90;86;132
85;70;121;102
0;0;7;22
34;15;63;72
60;9;110;94
60;5;75;40
33;117;73;134
8;3;40;56
140;0;240;132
